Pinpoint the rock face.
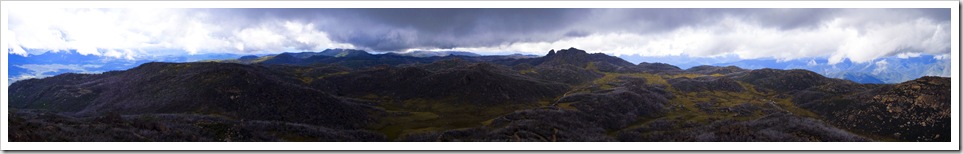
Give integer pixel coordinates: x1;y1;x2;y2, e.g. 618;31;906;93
555;86;672;129
802;77;950;141
496;48;638;73
540;48;636;67
867;77;951;141
7;48;951;142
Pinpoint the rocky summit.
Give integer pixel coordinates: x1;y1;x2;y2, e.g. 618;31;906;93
8;48;951;142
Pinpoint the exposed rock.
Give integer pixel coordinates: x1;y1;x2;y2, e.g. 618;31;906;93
801;76;950;141
669;77;746;92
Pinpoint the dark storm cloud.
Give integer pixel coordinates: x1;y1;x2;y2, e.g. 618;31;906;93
206;8;948;51
257;8;588;51
202;8;657;51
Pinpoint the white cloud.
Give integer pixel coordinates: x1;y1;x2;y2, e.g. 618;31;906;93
75;46;102;56
122;49;137;60
282;21;355;50
231;21;356;53
103;49;123;59
235;27;287;52
829;18;950;64
933;54;949;60
6;8;353;58
896;52;922;59
10;74;39;83
873;60;888;74
4;29;28;56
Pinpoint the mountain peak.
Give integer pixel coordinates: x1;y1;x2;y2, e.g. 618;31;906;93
320;49;371;57
555;47;588;56
535;48;634;68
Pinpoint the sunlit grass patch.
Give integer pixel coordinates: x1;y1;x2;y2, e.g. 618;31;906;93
317;71;350;79
557;102;579;110
369;97;542;140
251;55;276;63
662;80;820;124
667;73;704;79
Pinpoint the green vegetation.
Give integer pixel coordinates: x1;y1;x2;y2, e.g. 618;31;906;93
582;70;822;136
519;68;537;75
364;95;540;140
563;71;667;95
663;78;818;124
251;55;276;63
667;73;704;79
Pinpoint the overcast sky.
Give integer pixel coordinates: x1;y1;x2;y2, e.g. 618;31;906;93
5;8;951;64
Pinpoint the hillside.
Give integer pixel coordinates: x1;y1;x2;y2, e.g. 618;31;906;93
8;50;248;84
9;62;379;129
8;48;951;142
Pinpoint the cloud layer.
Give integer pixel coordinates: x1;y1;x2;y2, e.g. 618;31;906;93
5;8;951;64
6;8;354;58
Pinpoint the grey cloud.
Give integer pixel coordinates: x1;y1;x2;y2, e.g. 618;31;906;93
193;8;593;51
213;8;948;52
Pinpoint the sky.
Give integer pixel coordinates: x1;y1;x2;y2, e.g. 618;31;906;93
5;8;951;64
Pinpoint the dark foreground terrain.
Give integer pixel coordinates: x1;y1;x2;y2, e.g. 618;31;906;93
8;48;950;142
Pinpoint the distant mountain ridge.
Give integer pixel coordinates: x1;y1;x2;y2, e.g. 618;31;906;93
8;50;249;84
392;50;481;57
715;56;949;84
622;54;949;84
11;48;947;85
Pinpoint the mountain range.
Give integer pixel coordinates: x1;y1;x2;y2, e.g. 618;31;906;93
8;50;251;84
620;54;950;84
7;48;950;142
11;49;946;85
